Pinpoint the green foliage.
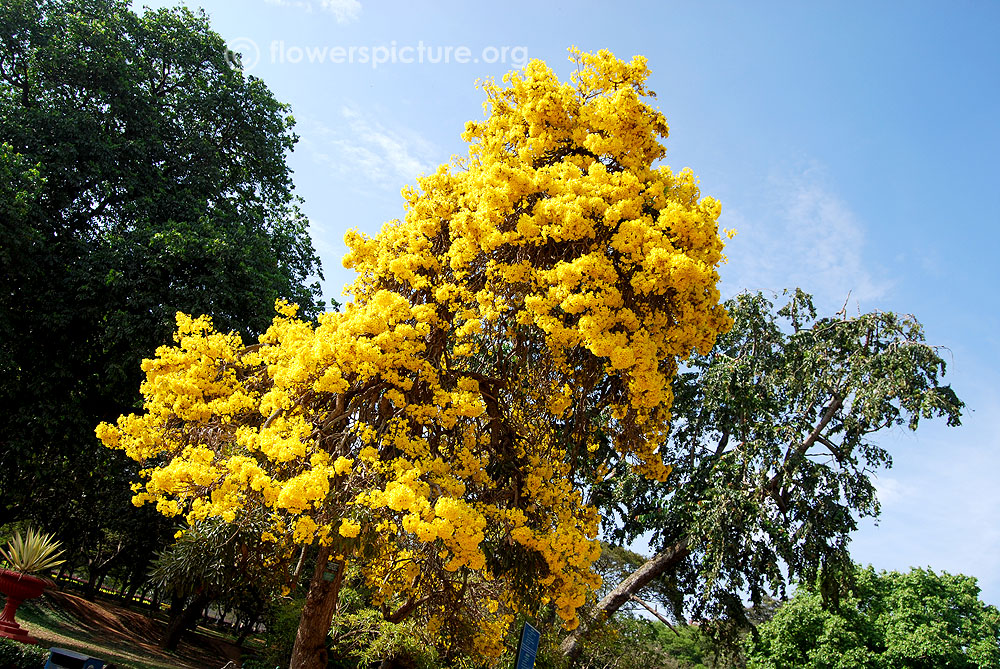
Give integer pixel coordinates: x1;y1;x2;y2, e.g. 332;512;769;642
323;566;442;668
0;144;44;271
658;624;719;668
576;617;719;669
745;566;1000;668
0;0;322;585
591;290;963;643
151;518;287;620
0;526;65;573
576;542;723;667
329;608;442;669
247;584;444;669
247;596;306;669
0;637;49;668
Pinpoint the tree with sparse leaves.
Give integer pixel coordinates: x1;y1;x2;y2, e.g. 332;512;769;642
562;290;963;660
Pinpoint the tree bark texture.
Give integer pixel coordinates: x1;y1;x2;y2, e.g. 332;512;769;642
289;545;345;669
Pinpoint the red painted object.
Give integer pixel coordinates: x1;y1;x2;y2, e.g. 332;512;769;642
0;568;48;644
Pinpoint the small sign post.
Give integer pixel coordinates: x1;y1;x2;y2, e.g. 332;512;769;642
514;621;540;669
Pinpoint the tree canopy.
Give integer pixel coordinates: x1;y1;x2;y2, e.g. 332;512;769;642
97;48;732;668
0;0;322;547
745;565;1000;669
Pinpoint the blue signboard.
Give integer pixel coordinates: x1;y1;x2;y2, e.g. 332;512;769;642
515;622;540;669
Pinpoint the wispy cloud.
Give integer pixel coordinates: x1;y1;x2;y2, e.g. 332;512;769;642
720;167;892;312
298;105;437;191
872;476;912;507
263;0;362;23
318;0;362;23
264;0;311;10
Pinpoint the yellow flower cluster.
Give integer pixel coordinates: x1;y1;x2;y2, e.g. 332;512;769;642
96;48;730;660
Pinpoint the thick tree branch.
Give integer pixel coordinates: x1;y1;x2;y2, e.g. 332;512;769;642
560;537;690;661
765;392;844;496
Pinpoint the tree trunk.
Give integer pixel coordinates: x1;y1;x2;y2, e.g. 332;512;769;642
162;591;212;650
124;578;142;604
95;571;108;595
289;545;345;669
150;587;162;614
560;537;690;663
134;583;150;608
167;591;184;619
236;611;260;646
83;566;100;601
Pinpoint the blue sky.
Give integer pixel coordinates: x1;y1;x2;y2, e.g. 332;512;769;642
140;0;1000;604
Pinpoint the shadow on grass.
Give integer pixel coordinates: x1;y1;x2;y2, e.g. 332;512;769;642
16;590;241;669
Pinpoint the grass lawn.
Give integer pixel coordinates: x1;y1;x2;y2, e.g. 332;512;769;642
15;589;242;669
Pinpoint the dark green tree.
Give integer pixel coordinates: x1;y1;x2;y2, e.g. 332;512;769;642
0;0;323;565
745;565;1000;668
562;290;963;658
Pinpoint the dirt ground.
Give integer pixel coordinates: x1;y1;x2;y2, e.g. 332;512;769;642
19;589;243;669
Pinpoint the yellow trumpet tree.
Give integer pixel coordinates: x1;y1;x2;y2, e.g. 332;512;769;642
97;48;731;668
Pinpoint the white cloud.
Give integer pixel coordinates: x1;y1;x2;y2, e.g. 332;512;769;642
297;106;437;191
340;106;433;182
263;0;361;23
318;0;361;23
720;168;892;312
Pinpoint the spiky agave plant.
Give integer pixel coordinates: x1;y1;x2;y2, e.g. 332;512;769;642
0;527;65;574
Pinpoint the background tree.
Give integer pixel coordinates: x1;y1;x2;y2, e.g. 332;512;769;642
745;565;1000;669
98;48;732;669
570;616;719;669
562;290;963;659
150;518;289;650
0;0;322;569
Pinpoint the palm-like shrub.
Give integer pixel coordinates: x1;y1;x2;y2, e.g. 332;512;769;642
0;528;65;575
